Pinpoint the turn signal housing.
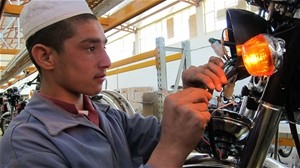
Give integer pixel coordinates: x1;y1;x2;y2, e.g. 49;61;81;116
237;34;285;76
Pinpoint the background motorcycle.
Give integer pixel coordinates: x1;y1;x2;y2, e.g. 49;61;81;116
0;75;39;135
0;87;26;135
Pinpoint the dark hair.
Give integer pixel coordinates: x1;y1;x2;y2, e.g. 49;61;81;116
26;14;98;73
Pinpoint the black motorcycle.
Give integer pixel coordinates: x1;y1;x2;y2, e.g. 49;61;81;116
0;87;27;135
184;0;300;167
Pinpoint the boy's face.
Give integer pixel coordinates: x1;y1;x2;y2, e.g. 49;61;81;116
51;19;111;97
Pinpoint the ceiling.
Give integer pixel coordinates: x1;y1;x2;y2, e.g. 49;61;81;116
0;0;199;89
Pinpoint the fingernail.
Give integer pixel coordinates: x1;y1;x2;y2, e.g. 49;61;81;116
221;76;227;83
208;83;214;89
217;84;222;91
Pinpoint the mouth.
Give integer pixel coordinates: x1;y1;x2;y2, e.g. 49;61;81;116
95;74;106;81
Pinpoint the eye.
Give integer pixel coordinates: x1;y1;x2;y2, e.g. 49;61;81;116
87;47;95;53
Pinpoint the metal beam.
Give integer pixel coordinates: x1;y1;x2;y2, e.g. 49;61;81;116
1;1;164;32
3;4;23;16
0;0;7;19
179;0;200;7
0;48;19;54
109;50;156;69
0;66;36;89
107;52;182;76
93;0;124;17
102;0;164;32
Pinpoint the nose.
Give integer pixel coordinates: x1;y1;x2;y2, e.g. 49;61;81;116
99;50;111;69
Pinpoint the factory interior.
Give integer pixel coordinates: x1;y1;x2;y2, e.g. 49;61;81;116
1;0;300;167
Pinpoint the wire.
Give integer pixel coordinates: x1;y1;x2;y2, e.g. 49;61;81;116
201;136;223;158
209;101;236;116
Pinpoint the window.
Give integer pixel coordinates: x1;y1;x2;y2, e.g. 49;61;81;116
167;18;174;39
204;0;259;33
189;14;197;38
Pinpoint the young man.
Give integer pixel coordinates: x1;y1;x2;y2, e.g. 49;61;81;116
0;0;227;167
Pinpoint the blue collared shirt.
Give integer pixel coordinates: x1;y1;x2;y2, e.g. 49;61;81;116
0;92;161;168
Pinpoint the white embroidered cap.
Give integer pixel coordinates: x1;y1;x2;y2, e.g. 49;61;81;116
20;0;94;40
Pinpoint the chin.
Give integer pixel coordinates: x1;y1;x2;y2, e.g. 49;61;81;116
84;87;102;96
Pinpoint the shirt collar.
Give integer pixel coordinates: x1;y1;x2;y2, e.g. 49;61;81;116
38;92;79;114
26;92;106;136
38;92;99;126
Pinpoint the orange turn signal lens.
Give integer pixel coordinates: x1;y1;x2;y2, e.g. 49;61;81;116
238;34;285;76
241;34;274;76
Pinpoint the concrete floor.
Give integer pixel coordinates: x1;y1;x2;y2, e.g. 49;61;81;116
266;148;299;168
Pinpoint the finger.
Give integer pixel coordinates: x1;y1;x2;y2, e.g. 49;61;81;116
194;67;222;91
191;103;211;115
209;56;225;67
182;63;227;90
196;110;211;128
208;57;228;83
182;66;214;89
184;103;211;127
176;87;212;103
182;65;200;86
207;61;228;84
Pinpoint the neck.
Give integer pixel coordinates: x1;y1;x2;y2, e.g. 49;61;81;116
39;89;84;110
39;76;85;110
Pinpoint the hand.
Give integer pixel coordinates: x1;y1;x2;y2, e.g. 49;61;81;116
147;87;211;167
182;56;228;92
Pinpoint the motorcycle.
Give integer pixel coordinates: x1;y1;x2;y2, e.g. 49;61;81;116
0;87;26;135
184;0;300;167
0;75;41;135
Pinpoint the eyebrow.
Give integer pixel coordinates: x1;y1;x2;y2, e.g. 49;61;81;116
80;38;107;44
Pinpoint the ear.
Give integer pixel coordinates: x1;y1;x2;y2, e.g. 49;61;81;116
31;44;56;70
